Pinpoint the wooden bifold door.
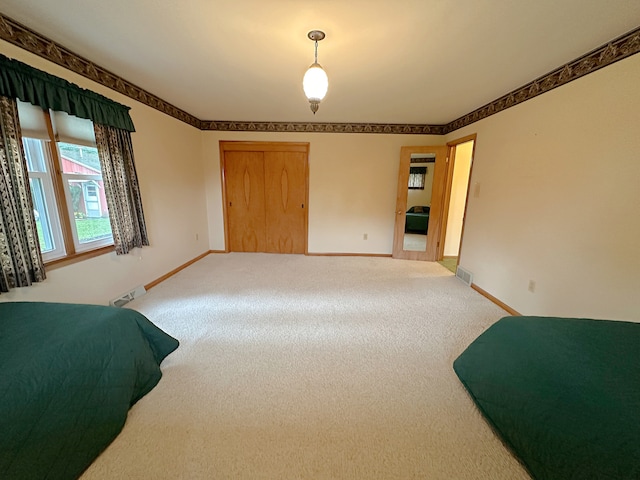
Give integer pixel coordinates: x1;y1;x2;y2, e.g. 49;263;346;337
221;142;309;254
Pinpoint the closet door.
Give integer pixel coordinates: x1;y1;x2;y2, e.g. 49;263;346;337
264;151;307;254
225;151;266;252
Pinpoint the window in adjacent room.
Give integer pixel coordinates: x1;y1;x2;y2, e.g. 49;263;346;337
18;100;113;262
408;166;427;190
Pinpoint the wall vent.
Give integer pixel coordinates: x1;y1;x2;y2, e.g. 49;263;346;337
455;266;473;286
109;285;146;307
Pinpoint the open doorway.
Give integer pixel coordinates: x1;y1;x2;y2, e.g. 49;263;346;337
437;135;475;273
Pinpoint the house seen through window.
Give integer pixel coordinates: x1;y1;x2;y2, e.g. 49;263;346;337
18;101;113;262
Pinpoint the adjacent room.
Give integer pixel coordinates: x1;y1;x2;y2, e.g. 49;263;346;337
0;1;639;479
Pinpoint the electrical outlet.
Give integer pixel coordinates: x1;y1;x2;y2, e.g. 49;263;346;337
528;280;536;293
363;233;368;240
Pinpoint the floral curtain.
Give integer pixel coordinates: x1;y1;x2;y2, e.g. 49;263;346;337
0;95;45;293
94;123;149;255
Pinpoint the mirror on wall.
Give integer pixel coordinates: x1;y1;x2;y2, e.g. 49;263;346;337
402;154;435;252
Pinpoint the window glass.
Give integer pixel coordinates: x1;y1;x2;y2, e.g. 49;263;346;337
59;142;102;174
22;137;65;260
29;177;55;253
58;142;112;247
23;137;48;172
17;105;114;261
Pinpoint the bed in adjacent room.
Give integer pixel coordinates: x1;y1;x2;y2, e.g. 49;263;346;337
454;315;640;480
0;302;179;480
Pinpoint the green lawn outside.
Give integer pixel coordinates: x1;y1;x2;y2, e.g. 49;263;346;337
75;217;112;243
35;220;47;252
35;217;112;251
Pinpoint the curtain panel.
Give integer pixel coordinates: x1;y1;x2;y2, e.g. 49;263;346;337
94;124;149;255
0;95;45;293
0;54;135;132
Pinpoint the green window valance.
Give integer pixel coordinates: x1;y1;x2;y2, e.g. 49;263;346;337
0;53;135;132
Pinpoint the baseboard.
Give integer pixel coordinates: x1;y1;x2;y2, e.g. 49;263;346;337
145;251;211;290
306;252;392;257
471;283;521;316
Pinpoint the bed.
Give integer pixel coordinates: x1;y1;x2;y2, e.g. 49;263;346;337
405;205;430;233
0;301;179;480
454;315;640;480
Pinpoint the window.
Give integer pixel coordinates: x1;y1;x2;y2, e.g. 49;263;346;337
408;166;427;190
19;101;113;262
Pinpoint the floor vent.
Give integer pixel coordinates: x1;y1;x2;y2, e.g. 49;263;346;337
109;285;146;307
455;266;473;286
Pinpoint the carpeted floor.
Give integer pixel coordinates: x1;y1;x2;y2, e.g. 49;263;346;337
402;232;427;251
81;253;530;480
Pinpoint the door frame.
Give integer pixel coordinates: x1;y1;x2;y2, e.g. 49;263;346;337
219;141;310;253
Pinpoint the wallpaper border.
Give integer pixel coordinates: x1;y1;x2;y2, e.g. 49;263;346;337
0;13;201;128
200;120;447;135
446;26;640;133
0;13;638;135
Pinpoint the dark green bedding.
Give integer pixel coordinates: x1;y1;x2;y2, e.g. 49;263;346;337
405;212;429;233
454;316;640;480
0;302;179;480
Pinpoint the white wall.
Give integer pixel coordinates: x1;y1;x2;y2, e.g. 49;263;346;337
446;54;640;321
0;40;210;305
202;132;442;254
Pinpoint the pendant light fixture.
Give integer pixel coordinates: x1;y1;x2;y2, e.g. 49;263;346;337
303;30;328;114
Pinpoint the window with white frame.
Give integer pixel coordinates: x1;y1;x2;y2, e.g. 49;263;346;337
18;101;113;262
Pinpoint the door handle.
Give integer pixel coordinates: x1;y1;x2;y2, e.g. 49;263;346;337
397;210;402;215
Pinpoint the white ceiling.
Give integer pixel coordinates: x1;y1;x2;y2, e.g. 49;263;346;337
2;1;639;125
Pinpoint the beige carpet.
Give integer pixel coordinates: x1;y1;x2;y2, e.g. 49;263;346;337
81;253;530;480
402;233;427;251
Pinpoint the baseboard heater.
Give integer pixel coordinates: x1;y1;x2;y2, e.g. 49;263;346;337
109;285;146;307
455;266;473;286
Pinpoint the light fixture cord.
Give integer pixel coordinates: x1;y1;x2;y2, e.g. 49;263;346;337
314;40;318;63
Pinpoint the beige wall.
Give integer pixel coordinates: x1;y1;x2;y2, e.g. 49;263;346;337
446;54;640;321
0;40;210;305
202;132;442;254
443;141;473;256
4;37;638;322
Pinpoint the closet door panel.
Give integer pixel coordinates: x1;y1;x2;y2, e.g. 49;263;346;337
225;151;266;252
264;151;307;254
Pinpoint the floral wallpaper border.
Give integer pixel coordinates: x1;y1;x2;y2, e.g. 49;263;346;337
0;13;201;128
447;26;640;133
1;13;638;135
200;120;447;135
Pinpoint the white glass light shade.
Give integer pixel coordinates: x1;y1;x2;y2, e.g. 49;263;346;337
303;63;328;101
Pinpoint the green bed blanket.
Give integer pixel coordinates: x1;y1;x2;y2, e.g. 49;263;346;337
0;302;179;480
454;316;640;480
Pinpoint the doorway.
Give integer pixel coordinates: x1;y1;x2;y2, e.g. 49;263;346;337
438;135;476;271
392;136;476;264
